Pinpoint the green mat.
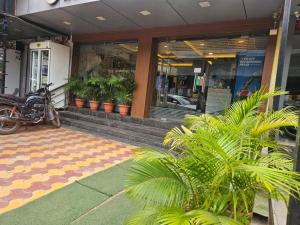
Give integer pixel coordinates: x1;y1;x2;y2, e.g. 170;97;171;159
72;194;137;225
78;160;132;196
0;160;135;225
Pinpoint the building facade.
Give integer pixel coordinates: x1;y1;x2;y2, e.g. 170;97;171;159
12;0;300;119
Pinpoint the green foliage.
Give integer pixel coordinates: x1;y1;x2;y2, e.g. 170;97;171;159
65;76;87;99
115;72;136;105
99;75;122;103
126;89;300;225
86;77;103;101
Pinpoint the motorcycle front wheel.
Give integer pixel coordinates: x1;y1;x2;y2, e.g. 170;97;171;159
51;109;61;128
0;105;20;135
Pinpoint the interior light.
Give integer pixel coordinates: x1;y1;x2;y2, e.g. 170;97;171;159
63;21;72;25
199;1;211;8
164;45;168;48
96;16;106;21
139;10;151;16
200;43;205;46
238;40;245;43
205;53;236;59
208;52;214;55
157;54;177;59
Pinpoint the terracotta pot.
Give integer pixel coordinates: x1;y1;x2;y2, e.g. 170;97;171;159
103;102;114;113
89;100;100;111
75;98;85;109
119;105;130;117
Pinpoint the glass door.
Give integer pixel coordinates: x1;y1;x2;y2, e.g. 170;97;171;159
0;49;5;94
40;50;50;87
30;50;39;92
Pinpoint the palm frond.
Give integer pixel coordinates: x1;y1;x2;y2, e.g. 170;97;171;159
126;159;189;208
237;164;300;198
126;207;160;225
158;208;243;225
164;126;193;150
252;107;298;135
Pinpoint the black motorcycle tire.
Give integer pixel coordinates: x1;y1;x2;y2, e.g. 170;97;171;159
0;105;20;135
51;109;61;128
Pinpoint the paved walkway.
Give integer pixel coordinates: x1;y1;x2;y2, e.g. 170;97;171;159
0;126;134;214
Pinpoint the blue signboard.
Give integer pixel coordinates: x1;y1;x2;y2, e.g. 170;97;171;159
233;51;265;100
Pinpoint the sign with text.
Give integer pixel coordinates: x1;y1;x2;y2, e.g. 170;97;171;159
194;68;201;73
233;51;265;100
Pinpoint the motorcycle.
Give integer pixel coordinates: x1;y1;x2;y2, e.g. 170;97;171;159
0;83;60;135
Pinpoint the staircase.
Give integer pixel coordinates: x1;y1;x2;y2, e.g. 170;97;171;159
59;107;181;149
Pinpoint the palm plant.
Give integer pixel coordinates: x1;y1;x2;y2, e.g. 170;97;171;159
100;75;122;103
115;72;136;105
126;90;300;225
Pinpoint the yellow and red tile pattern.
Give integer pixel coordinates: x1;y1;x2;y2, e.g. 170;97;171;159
0;126;134;214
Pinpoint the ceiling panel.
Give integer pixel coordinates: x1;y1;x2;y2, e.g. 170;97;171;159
23;14;67;34
23;9;102;35
16;0;29;16
168;0;245;24
102;0;186;28
62;1;140;32
243;0;283;19
60;0;99;8
27;0;60;14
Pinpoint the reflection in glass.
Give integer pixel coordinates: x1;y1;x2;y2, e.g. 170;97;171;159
78;42;138;77
152;35;268;120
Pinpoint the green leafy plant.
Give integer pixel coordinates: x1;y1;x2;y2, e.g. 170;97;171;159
126;90;300;225
64;76;87;99
86;77;102;101
115;72;136;105
100;75;122;103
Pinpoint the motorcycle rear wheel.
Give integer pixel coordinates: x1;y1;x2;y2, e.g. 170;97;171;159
51;109;61;128
0;106;20;135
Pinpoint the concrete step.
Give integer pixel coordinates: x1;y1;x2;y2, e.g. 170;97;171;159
61;116;165;149
60;111;168;138
67;106;180;130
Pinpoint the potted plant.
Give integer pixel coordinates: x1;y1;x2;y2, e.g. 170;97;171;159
64;76;86;109
74;88;87;109
115;72;135;116
116;90;132;117
125;90;300;225
100;75;121;113
86;77;102;111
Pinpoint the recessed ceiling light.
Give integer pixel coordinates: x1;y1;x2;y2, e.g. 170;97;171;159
96;16;106;21
139;10;151;16
199;1;211;8
63;21;72;25
208;52;214;55
200;43;205;46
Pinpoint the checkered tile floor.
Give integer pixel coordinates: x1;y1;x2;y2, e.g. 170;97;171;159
0;126;134;214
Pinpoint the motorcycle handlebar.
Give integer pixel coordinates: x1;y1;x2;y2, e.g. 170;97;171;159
45;83;53;88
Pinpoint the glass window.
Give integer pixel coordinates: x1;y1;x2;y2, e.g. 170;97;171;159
78;41;138;77
285;51;300;108
152;35;268;120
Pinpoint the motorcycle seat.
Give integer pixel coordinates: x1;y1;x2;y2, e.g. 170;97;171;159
0;94;26;104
